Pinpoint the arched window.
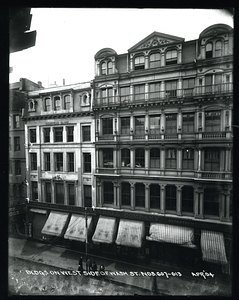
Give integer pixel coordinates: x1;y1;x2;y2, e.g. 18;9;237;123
107;61;113;74
205;43;213;58
44;97;51;111
165;49;177;65
64;95;71;109
54;96;61;110
149;52;160;68
215;41;222;57
101;62;106;75
134;55;145;70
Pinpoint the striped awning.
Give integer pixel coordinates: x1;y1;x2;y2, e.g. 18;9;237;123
115;219;145;248
201;230;228;264
30;208;47;214
64;214;93;242
92;217;117;244
41;211;69;236
146;223;196;248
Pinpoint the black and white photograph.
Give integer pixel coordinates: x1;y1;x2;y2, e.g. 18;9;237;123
9;7;233;296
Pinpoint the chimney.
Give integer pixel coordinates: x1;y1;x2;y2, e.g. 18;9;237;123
37;81;42;88
63;79;65;85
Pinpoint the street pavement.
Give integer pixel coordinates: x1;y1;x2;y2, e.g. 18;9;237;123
8;236;232;296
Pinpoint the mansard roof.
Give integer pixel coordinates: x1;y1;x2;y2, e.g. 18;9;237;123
94;48;117;59
128;31;185;52
199;23;233;39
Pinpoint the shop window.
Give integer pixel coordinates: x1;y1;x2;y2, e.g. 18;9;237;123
54;96;61;110
103;148;113;168
134;84;145;101
64;95;71;109
31;181;38;201
182;186;194;213
68;183;75;206
54;127;63;142
120;86;130;102
121;148;130;167
135;116;145;135
15;160;21;175
204;148;220;171
67;126;74;142
108;61;113;74
215;41;222;57
165;114;177;134
135;148;145;168
149;115;160;135
165;49;177;65
55;182;64;204
121;117;130;134
182;113;194;133
149;82;161;99
166;149;176;169
83;153;91;173
45;182;51;203
82;125;91;142
14;136;20;151
149;52;160;68
101;62;106;75
166;185;176;211
29;128;36;143
102;118;113;135
182;149;194;170
150;148;160;168
103;182;114;204
84;185;92;207
204;188;219;216
44;153;51;171
183;78;195;96
44;97;51;111
67;153;74;172
44;128;50;143
205;42;213;58
135;183;145;207
205;111;221;132
134;55;145;70
150;184;160;209
13;115;20;128
165;81;177;97
54;153;63;171
31;153;37;171
122;182;131;206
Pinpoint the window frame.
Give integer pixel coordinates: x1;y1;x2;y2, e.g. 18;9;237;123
134;55;145;70
29;128;36;143
150;148;160;168
149;52;161;68
55;182;64;204
44;152;51;171
67;152;75;172
165;114;177;134
54;127;63;142
121;117;130;135
165;185;176;211
84;185;92;207
44;97;51;111
165;49;177;65
150;184;160;210
45;181;52;203
64;95;71;110
121;148;130;167
14;136;20;151
121;182;131;206
68;183;75;206
54;153;63;172
205;42;213;58
103;148;113;168
83;153;91;173
204;148;220;171
15;160;21;175
13;115;20;128
205;111;221;132
31;181;38;201
31;153;37;171
102;118;113;135
182;186;194;213
166;148;177;169
135;148;145;168
182;113;194;133
135;183;145;207
54;96;61;111
182;148;194;170
204;188;219;216
103;181;114;204
67;126;74;142
43;127;50;143
82;125;91;142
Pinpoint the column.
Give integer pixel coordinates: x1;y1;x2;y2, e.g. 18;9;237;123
177;78;182;97
145;113;149;136
160;81;165;99
113;181;120;208
130;147;135;168
194;185;203;218
130;182;135;210
177;147;182;170
160;111;165;139
112;57;116;73
201;44;205;59
52;180;55;204
95;148;99;172
130;85;134;102
96;60;100;76
130;114;134;140
176;185;183;216
177;110;182;134
145;183;150;212
161;147;165;170
160;184;166;213
63;126;67;143
113;148;117;173
145;147;150;171
130;54;134;72
177;46;182;64
145;52;149;69
64;181;67;205
97;181;102;207
161;50;165;66
145;83;149;101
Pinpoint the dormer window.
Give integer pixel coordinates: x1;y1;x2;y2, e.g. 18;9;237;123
81;93;90;106
134;55;145;70
54;96;61;110
108;61;113;74
101;62;106;75
149;52;160;68
44;97;51;111
64;95;71;109
166;49;177;65
215;41;222;57
205;43;213;58
28;99;36;112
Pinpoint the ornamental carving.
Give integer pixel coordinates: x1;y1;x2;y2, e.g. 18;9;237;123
140;38;170;49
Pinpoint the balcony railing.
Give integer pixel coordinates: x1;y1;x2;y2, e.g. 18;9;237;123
93;83;233;107
202;132;226;139
201;171;227;179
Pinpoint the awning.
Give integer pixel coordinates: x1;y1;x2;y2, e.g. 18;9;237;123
64;214;92;242
146;223;196;248
41;211;69;236
92;216;117;244
30;208;47;214
115;219;145;248
201;230;228;264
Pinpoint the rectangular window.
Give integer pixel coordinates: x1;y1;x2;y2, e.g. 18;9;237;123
215;74;222;93
30;129;36;143
68;183;75;206
54;153;63;171
31;181;38;201
14;136;20;151
165;81;177;97
13;115;20;128
150;148;160;168
166;114;177;134
67;126;74;142
135;116;145;135
182;186;194;213
43;128;50;143
83;153;91;173
149;53;160;69
166;50;177;65
134;84;145;101
122;182;131;206
64;95;71;109
166;149;176;169
205;111;221;132
183;78;195;96
150;184;160;209
149;115;160;135
103;149;113;168
67;153;74;172
166;185;176;211
149;82;161;99
54;127;63;142
120;86;130;102
82;126;91;142
134;56;145;70
204;148;220;171
103;182;114;204
44;98;51;111
102;118;113;135
108;88;113;103
45;182;51;203
31;153;37;171
44;153;51;171
182;149;194;170
182;113;194;133
135;148;145;168
204;188;219;216
135;183;145;207
54;96;61;110
15;160;21;175
121;148;130;167
205;75;212;93
55;182;64;204
84;185;92;207
121;117;130;134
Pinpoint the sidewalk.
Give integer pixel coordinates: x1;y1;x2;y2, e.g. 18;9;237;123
8;236;232;296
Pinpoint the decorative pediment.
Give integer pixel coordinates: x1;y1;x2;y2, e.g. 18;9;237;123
95;48;117;59
128;31;184;52
199;24;233;39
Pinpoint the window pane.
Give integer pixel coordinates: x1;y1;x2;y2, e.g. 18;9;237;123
68;184;75;206
45;182;51;203
121;148;130;167
149;115;160;134
44;153;51;171
150;184;160;209
67;153;74;172
121;117;130;134
205;111;220;132
122;182;131;205
30;129;36;143
54;153;63;171
84;185;92;207
182;113;194;133
44;128;50;143
103;149;113;168
67;126;74;142
166;114;177;134
182;186;194;213
204;188;219;216
55;183;64;204
103;182;114;204
166;185;176;211
135;148;145;167
82;126;91;141
54;127;63;142
150;148;160;168
102;118;113;135
83;153;91;173
64;95;71;109
135;183;145;207
135;116;145;135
